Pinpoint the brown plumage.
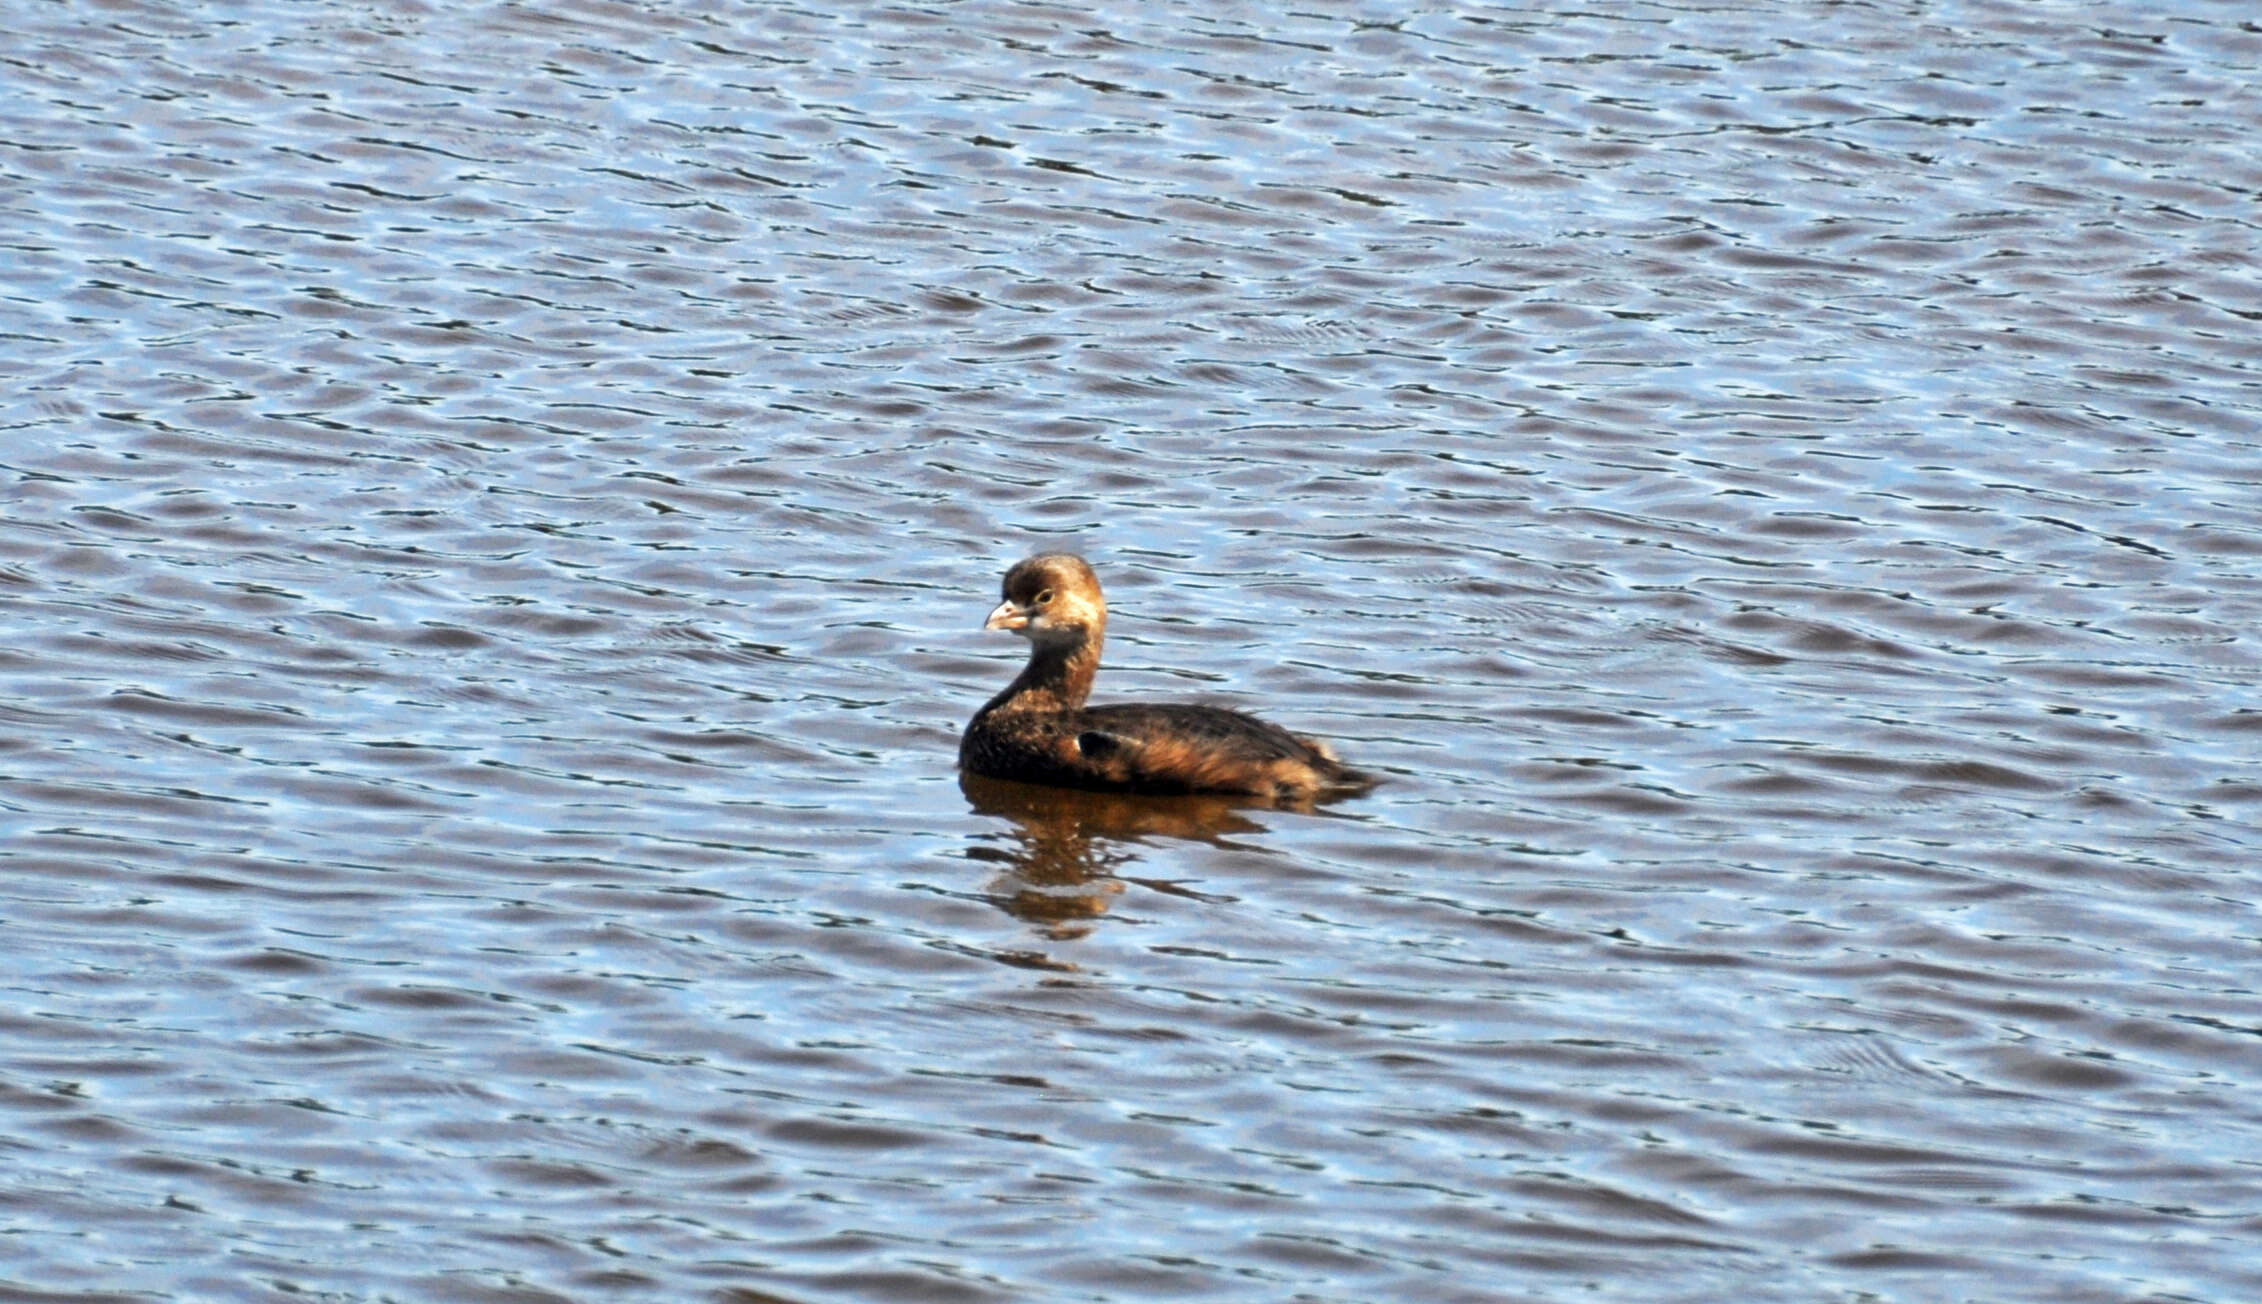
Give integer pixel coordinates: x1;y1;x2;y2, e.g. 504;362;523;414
959;554;1375;805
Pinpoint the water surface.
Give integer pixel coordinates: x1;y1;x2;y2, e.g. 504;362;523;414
3;1;2260;1300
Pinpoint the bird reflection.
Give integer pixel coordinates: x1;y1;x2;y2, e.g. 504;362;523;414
959;771;1272;936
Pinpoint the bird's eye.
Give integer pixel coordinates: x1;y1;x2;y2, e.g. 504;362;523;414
1034;589;1054;605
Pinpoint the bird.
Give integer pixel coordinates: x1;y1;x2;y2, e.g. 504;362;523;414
959;554;1374;805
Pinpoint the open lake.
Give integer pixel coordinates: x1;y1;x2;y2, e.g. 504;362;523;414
3;1;2258;1299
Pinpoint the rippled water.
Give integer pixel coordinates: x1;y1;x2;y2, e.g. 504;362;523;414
4;1;2260;1299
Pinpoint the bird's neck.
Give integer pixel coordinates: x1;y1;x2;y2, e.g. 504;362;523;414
987;630;1102;715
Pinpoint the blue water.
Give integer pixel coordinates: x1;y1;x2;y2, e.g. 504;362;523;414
2;1;2258;1300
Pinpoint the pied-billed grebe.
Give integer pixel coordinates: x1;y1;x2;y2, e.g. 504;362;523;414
960;554;1374;804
